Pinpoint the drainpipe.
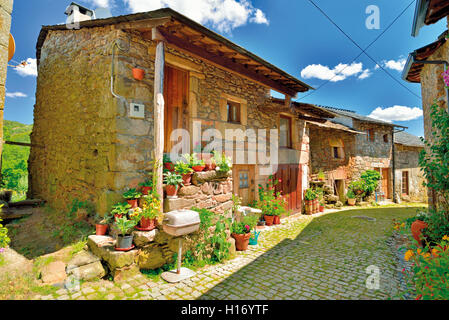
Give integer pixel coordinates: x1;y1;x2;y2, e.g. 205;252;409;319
392;127;405;203
110;40;128;103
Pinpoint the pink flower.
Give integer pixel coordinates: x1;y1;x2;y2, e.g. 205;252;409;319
0;248;5;253
245;225;250;232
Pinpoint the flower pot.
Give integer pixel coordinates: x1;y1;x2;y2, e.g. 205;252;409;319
273;215;281;225
264;215;275;226
319;206;324;213
192;165;206;172
347;198;356;206
181;173;192;186
411;220;428;247
116;235;134;250
132;68;145;81
165;184;178;198
95;224;108;236
139;217;156;231
205;162;216;171
232;233;251;251
142;186;152;196
314;199;319;214
164;162;175;171
127;199;139;209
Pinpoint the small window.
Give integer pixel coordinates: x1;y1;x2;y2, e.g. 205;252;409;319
402;171;409;195
366;129;375;142
329;138;344;159
227;101;241;124
333;146;344;159
383;134;389;143
239;172;249;189
279;115;292;148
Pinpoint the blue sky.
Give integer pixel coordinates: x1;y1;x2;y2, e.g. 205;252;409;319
5;0;448;137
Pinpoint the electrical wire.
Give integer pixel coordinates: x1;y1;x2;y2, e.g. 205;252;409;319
299;0;420;101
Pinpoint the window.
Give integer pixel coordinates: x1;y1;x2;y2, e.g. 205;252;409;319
227;101;241;123
366;129;375;142
383;134;389;143
329;138;344;159
239;172;249;189
402;171;409;195
279;115;292;148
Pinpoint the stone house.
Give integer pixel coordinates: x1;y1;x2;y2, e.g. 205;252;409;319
307;106;406;202
29;7;335;216
402;1;449;207
393;131;427;203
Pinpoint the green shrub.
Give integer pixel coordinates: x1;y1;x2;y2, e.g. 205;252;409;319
0;217;10;250
361;170;381;196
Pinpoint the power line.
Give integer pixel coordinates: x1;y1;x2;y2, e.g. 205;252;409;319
299;0;420;101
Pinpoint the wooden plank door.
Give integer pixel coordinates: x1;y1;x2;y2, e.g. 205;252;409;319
274;164;302;215
233;165;256;206
163;66;189;153
381;168;391;199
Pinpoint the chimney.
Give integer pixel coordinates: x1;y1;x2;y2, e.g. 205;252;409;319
65;2;95;25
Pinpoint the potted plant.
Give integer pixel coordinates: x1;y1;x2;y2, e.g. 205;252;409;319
249;230;261;246
163;171;183;198
111;202;131;220
123;188;142;208
94;212;113;236
113;216;137;251
175;161;193;186
139;180;153;196
163;154;175;171
304;189;317;215
231;215;258;251
346;190;356;206
205;155;216;171
132;67;145;81
191;153;206;172
319;200;325;213
213;151;232;173
137;194;161;231
317;170;325;181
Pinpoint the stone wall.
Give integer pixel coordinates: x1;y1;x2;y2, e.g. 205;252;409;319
31;26;310;214
394;144;427;202
419;40;449;207
0;0;13;160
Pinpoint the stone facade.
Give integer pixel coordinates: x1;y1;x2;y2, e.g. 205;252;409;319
418;40;449;207
30;26;311;215
394;144;427;202
0;0;13;160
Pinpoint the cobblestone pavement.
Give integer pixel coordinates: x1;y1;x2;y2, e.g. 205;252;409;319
34;206;417;300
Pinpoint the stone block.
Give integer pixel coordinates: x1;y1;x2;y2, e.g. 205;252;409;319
132;229;158;247
137;245;166;270
192;170;231;185
164;198;195;212
213;193;232;203
87;235;137;270
178;185;201;196
67;261;106;281
40;261;67;285
111;264;140;282
66;250;100;272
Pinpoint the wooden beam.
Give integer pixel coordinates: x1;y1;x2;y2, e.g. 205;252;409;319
3;141;32;147
159;31;298;96
153;28;165;211
119;17;172;31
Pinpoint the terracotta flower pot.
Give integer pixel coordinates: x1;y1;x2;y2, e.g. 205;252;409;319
264;215;275;226
132;68;145;81
182;173;192;186
142;186;152;196
95;224;108;236
192;165;206;172
348;198;356;206
319;206;324;213
166;184;178;198
139;217;156;231
411;220;428;247
127;199;139;209
232;233;251;251
273;215;281;225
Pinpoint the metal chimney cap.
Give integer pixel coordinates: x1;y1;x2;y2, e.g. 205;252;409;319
65;2;94;16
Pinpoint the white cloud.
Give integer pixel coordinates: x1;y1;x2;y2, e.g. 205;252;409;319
5;91;27;98
14;58;37;77
368;105;423;123
87;0;112;7
300;62;365;82
358;69;372;79
123;0;269;33
378;58;407;72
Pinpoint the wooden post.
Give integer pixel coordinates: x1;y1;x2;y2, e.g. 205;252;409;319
153;28;165;210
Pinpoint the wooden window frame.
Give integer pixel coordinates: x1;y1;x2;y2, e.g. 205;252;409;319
279;115;293;149
227;101;241;124
402;171;409;196
367;129;375;142
332;146;345;160
383;134;389;143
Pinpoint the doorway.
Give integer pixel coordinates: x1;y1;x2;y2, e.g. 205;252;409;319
274;164;303;214
376;168;391;199
163;65;189;154
233;165;255;206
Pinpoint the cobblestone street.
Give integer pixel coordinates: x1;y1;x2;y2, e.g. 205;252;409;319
33;206;417;300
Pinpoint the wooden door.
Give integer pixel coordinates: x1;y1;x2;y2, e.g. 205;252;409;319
274;164;302;214
163;66;189;153
233;165;255;206
380;168;391;199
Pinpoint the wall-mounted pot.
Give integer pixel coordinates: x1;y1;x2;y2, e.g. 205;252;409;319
132;68;145;81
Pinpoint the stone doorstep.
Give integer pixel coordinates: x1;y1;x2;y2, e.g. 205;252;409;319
66;250;100;272
87;235;138;271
